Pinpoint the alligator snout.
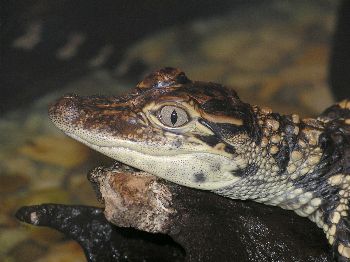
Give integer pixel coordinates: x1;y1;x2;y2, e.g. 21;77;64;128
48;92;146;140
48;94;84;132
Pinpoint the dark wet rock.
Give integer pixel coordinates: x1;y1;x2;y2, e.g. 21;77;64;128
168;187;333;262
15;204;184;262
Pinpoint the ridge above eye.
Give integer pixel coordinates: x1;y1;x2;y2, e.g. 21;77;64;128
159;105;189;127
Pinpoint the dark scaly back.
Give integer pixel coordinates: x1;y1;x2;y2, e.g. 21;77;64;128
317;100;350;261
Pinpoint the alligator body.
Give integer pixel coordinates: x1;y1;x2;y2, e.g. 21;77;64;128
49;68;350;261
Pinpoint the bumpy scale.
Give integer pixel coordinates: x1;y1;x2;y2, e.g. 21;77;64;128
49;68;350;261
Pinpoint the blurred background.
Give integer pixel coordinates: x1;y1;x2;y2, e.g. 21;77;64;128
1;0;349;261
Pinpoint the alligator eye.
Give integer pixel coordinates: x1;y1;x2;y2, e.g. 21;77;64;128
159;106;189;127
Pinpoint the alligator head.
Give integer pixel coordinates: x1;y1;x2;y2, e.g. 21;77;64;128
49;68;262;190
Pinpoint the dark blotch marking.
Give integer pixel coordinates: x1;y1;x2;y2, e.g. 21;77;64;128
194;173;206;183
224;144;235;154
235;163;259;178
199;95;262;144
274;116;302;175
194;123;236;154
201;99;236;115
195;134;221;147
274;142;290;175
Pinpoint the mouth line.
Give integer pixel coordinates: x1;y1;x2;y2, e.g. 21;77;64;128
64;131;188;158
62;129;230;159
65;131;121;150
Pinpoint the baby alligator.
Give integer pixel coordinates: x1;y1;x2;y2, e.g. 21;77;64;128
49;68;350;261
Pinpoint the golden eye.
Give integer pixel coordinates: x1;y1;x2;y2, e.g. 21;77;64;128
159;106;189;127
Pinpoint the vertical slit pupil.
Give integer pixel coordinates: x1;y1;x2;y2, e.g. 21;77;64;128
171;109;178;125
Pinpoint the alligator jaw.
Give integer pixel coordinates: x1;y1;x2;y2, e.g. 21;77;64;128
61;129;240;191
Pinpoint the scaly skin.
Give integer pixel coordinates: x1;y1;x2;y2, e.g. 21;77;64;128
49;68;350;261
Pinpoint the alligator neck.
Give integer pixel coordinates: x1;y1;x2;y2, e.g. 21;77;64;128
214;107;329;216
